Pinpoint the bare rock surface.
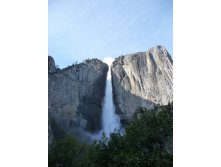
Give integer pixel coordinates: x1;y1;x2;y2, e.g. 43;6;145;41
48;56;59;73
48;57;108;142
111;46;173;125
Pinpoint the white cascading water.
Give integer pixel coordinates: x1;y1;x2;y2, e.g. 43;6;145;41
102;57;121;138
88;57;121;141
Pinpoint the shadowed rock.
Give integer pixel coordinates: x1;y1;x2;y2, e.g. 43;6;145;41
48;55;59;73
48;57;108;143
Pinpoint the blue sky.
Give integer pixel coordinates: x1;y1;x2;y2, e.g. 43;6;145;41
49;0;173;68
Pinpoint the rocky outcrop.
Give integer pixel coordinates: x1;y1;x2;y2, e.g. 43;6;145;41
48;57;108;141
48;56;59;73
111;46;173;125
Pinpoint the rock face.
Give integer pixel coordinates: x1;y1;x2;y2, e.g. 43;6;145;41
48;120;54;150
48;56;59;73
111;46;173;125
48;57;108;141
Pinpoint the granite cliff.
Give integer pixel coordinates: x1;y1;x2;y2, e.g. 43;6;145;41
48;56;108;143
111;46;173;125
48;56;59;73
48;45;173;146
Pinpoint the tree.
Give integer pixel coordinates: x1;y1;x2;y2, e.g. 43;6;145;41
48;135;95;167
48;103;173;167
94;103;173;167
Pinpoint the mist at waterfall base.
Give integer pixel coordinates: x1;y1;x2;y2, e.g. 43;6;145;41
87;57;122;141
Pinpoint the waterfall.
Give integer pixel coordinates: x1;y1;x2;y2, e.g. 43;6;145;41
102;57;120;138
88;57;121;141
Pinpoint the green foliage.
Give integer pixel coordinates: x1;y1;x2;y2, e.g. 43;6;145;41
94;103;173;167
48;103;173;167
49;135;95;167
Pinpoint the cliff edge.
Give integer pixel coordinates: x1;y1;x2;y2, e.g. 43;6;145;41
48;57;108;143
111;46;173;125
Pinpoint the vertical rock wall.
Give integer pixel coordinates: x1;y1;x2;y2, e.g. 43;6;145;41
48;57;108;141
111;46;173;125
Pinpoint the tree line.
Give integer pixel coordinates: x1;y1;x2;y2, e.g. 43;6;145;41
49;103;173;167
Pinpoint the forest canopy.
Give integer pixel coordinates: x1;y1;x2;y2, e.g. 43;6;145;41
49;103;173;167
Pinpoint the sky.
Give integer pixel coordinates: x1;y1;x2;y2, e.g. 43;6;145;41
49;0;173;68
